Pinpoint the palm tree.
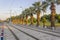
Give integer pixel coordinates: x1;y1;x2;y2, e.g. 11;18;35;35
25;14;28;25
42;0;60;28
19;14;24;24
29;7;35;25
42;16;47;28
42;8;46;28
21;13;25;25
14;15;20;24
20;16;22;24
33;2;41;26
24;8;30;25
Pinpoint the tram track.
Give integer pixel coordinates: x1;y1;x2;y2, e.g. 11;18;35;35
9;24;60;38
6;24;39;40
6;25;19;40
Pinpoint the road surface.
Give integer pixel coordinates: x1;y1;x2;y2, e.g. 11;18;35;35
0;23;60;40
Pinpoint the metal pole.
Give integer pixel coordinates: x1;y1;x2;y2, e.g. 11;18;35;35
10;10;12;23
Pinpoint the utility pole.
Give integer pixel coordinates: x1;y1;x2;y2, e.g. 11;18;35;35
10;10;12;23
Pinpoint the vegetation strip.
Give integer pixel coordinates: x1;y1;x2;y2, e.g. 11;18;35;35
6;25;19;40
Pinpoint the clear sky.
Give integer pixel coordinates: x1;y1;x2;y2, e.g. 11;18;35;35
0;0;60;20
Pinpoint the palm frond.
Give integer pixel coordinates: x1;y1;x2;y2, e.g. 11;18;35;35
33;2;41;8
41;1;49;12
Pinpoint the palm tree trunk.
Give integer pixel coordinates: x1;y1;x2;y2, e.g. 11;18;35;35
37;10;40;26
26;15;28;25
43;12;45;28
20;18;21;24
50;2;56;27
43;22;45;27
22;18;24;24
30;14;34;25
19;19;20;24
17;19;18;24
20;18;22;24
21;19;23;24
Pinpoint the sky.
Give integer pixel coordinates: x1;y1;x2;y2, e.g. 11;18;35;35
0;0;60;20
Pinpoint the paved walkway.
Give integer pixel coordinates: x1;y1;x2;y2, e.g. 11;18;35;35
8;24;60;40
4;24;36;40
0;23;60;40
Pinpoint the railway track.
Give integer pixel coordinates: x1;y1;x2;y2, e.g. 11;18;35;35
20;25;60;37
6;25;39;40
9;24;60;38
5;23;60;40
6;25;19;40
17;24;60;34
